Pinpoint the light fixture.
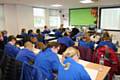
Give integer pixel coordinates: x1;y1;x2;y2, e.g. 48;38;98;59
51;4;63;7
80;0;94;3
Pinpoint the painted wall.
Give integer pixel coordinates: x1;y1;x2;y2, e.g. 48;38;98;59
3;4;34;35
2;4;66;35
4;4;18;35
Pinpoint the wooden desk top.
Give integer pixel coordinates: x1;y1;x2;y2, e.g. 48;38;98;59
33;48;111;80
86;62;111;80
58;54;111;80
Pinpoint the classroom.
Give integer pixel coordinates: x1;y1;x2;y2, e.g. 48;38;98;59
0;0;120;80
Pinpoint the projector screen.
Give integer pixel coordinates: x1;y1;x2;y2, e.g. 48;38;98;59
100;7;120;30
69;8;98;26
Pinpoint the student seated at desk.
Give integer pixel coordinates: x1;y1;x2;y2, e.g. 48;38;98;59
21;28;28;38
59;24;65;33
57;32;74;47
16;41;36;64
78;36;95;51
0;32;4;49
55;29;62;38
42;25;50;34
30;36;38;46
4;35;20;58
97;37;117;51
70;28;80;41
78;36;89;48
58;47;91;80
34;42;61;80
28;29;37;37
2;30;8;45
35;42;46;51
93;45;119;80
36;29;45;43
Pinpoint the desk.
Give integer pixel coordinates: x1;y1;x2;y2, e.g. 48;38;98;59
45;35;57;42
58;54;110;80
86;62;110;80
16;38;23;41
45;36;55;40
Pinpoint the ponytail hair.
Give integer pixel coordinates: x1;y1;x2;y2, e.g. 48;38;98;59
63;47;80;58
62;47;80;70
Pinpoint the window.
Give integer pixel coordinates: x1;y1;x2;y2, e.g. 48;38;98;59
49;16;60;27
49;9;61;27
33;8;45;28
0;5;4;31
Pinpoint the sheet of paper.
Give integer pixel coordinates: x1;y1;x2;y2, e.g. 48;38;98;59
78;60;90;67
20;46;24;49
33;48;40;55
85;68;98;80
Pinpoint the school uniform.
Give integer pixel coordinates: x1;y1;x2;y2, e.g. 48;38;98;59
57;36;74;47
58;57;91;80
0;37;4;49
3;36;8;45
4;43;20;58
97;41;117;51
78;40;95;51
37;33;45;43
78;40;89;48
16;48;36;63
87;41;95;51
34;48;60;80
21;33;28;38
73;32;85;40
42;30;50;34
55;30;62;38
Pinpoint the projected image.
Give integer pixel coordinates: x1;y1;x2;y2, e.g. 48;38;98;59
100;7;120;30
69;8;98;26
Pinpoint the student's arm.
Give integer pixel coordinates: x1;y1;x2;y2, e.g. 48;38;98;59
13;46;20;57
79;65;91;80
51;55;60;71
69;38;75;46
27;52;36;64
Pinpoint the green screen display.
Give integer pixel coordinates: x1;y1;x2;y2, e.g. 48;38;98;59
69;8;96;26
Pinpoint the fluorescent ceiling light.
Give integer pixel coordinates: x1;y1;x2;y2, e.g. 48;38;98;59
51;4;62;7
80;0;94;3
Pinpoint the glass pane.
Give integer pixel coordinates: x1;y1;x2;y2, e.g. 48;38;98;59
34;17;45;28
33;8;45;16
49;16;60;26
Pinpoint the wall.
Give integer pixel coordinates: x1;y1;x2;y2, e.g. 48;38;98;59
109;31;120;44
2;4;67;35
4;4;18;35
16;5;34;33
0;5;4;31
2;4;120;44
3;4;34;35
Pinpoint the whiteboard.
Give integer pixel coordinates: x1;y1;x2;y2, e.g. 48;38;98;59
100;8;120;30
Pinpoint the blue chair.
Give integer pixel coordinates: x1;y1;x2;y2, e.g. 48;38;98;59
20;63;44;80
